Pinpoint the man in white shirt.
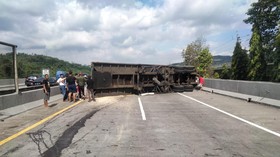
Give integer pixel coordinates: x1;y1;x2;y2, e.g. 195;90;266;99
57;74;66;101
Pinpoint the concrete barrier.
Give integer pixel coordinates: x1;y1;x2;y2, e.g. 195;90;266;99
0;86;61;110
205;79;280;100
0;78;25;86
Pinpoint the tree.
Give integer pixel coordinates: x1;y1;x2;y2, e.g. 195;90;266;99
17;61;25;78
182;37;213;77
182;37;206;67
2;59;13;78
197;48;213;77
220;64;231;79
213;72;220;79
273;31;280;81
231;37;249;80
248;26;266;81
244;0;280;80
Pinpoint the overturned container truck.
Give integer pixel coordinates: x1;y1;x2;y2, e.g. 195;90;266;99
91;62;198;95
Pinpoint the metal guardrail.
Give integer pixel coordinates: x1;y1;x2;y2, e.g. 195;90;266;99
0;78;58;95
0;78;25;86
0;84;58;95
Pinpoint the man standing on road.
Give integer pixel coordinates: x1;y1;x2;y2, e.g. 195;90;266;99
66;70;77;102
86;76;95;102
43;74;51;107
57;74;66;101
76;72;86;100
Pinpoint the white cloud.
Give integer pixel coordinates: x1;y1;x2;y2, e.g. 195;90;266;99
0;0;257;65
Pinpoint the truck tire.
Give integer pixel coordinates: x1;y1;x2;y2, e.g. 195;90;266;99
172;85;185;92
183;84;193;92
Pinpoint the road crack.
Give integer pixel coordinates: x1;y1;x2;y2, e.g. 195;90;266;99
26;130;54;156
41;107;104;157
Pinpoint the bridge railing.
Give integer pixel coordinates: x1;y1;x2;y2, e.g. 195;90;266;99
0;79;25;86
204;79;280;100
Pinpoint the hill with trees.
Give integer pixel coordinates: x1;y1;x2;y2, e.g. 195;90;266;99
0;53;91;79
212;55;232;68
171;55;232;68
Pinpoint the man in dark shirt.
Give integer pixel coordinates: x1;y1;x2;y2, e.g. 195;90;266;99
43;74;50;107
76;72;86;99
66;70;77;102
86;76;95;102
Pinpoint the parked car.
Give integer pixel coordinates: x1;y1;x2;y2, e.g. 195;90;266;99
25;75;39;86
33;77;57;86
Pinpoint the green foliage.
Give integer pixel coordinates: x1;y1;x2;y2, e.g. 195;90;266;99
212;56;232;68
272;31;280;82
182;37;213;77
2;59;13;78
220;64;231;79
197;48;213;78
248;26;266;81
244;0;279;41
0;53;91;79
182;37;206;67
231;37;249;80
0;52;13;78
244;0;280;81
213;72;220;79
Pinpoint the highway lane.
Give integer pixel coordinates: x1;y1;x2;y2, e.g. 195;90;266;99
0;91;279;156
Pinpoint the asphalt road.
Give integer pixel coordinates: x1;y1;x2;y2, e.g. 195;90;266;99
0;91;280;157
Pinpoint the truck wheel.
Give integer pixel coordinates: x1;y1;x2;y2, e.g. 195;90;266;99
172;85;185;92
184;85;193;92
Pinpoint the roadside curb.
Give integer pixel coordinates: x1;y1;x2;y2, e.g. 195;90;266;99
0;94;62;121
202;87;280;108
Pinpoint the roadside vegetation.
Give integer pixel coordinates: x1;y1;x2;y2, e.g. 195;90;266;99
182;0;279;82
0;53;91;79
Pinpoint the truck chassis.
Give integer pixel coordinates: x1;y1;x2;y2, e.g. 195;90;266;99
91;62;198;95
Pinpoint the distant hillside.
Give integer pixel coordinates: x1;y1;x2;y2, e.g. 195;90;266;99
171;55;232;68
170;62;185;66
212;55;232;68
0;53;91;79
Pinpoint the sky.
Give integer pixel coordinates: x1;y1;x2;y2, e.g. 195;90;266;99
0;0;257;65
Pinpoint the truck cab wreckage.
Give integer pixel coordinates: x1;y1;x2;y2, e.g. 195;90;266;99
91;62;198;95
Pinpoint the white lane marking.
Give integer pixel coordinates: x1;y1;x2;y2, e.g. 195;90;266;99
138;97;146;120
141;92;154;96
177;93;280;137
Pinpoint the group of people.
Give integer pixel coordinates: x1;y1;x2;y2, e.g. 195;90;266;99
42;71;95;107
42;71;205;107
